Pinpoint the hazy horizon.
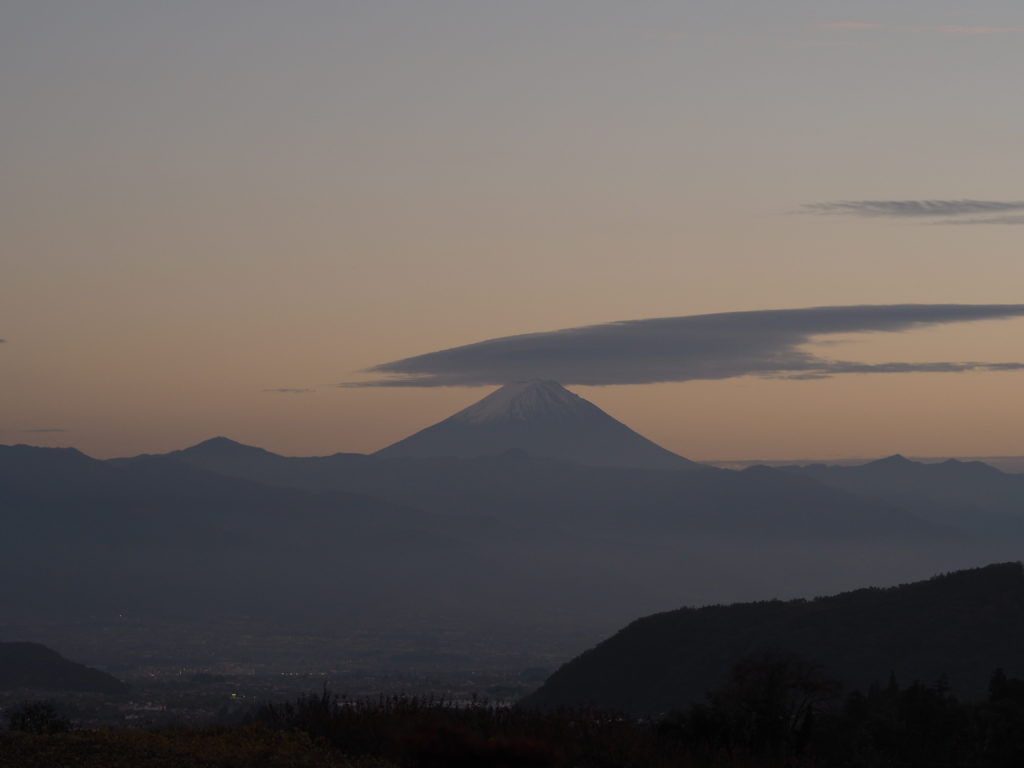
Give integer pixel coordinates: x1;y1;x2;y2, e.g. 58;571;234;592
4;1;1024;461
7;373;1024;469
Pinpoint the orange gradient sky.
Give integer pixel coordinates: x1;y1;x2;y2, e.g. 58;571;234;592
2;1;1024;460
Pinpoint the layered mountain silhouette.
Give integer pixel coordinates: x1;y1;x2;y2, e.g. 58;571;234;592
0;443;481;623
782;454;1024;534
0;642;126;693
4;433;1021;674
1;440;971;667
124;438;947;545
376;380;701;470
524;563;1024;714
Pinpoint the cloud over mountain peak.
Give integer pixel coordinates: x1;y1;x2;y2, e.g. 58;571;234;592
346;304;1024;388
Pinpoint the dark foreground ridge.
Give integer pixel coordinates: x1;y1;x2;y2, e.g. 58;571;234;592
0;642;126;694
376;379;701;470
9;677;1024;768
524;562;1024;714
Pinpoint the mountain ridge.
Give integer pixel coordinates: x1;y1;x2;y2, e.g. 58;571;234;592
781;454;1024;534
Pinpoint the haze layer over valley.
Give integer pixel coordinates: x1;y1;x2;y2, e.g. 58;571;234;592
4;381;1022;679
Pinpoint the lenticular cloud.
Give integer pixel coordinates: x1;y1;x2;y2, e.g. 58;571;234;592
344;304;1024;387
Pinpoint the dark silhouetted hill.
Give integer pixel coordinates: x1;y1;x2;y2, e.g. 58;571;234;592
0;642;126;693
524;563;1024;714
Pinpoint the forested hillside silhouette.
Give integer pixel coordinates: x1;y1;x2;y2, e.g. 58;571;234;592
526;563;1024;713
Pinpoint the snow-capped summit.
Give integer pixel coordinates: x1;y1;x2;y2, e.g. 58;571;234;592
451;379;602;425
376;380;701;471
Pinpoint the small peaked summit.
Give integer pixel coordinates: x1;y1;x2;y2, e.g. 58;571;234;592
179;437;273;458
869;454;914;467
376;380;701;471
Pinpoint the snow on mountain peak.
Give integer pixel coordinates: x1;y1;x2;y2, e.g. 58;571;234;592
450;380;595;425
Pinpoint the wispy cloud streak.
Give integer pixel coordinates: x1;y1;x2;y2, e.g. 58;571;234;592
344;305;1024;388
804;200;1024;218
936;214;1024;226
262;388;315;394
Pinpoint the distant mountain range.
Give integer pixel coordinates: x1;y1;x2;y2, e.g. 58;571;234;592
780;455;1024;535
2;381;1023;672
4;440;959;631
711;455;1024;474
0;443;484;623
0;642;126;694
524;563;1024;714
143;437;936;539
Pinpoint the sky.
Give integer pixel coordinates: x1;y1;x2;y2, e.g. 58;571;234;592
2;0;1023;461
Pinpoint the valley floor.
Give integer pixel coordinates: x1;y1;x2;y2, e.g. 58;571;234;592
6;671;1024;768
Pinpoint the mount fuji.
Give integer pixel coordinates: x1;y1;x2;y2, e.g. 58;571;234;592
375;379;702;471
